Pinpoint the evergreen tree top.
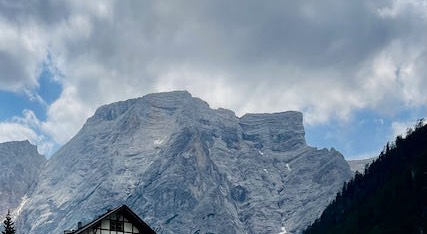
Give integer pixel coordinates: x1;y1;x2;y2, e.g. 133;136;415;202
2;210;16;234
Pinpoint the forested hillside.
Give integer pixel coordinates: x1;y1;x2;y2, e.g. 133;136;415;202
305;120;427;234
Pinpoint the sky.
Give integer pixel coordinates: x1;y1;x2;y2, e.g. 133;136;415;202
0;0;426;159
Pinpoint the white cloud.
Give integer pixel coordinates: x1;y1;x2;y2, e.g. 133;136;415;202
154;67;238;111
391;120;416;138
41;85;92;144
0;122;39;143
378;0;427;19
12;109;41;128
0;110;54;156
0;18;48;92
0;0;425;152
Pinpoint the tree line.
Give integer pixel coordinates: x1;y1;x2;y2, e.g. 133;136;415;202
305;119;427;234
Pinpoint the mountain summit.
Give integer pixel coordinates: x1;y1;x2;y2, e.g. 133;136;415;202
16;91;352;233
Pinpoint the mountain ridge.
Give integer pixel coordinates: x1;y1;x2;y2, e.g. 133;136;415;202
347;157;376;173
15;91;352;233
0;140;45;219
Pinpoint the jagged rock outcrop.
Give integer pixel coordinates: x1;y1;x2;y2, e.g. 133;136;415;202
0;141;45;218
16;91;352;234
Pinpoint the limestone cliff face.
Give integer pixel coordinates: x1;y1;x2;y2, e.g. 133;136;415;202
0;141;45;218
16;91;351;234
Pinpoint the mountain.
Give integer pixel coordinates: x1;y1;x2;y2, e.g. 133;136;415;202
0;141;46;218
347;157;376;173
305;121;427;234
16;91;352;234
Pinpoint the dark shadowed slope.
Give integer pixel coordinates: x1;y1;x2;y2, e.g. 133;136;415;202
305;120;427;234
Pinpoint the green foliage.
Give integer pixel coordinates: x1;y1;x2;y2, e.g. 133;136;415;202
2;210;15;234
304;121;427;234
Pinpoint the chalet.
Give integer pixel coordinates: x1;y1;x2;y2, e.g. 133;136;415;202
64;204;156;234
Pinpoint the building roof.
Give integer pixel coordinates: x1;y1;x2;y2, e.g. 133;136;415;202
69;204;156;234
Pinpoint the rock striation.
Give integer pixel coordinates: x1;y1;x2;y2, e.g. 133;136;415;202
0;141;45;218
16;91;352;234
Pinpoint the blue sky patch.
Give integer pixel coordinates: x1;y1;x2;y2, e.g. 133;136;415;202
0;91;32;120
0;57;62;122
37;66;62;107
305;107;426;160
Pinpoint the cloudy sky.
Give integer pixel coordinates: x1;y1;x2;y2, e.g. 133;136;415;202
0;0;426;159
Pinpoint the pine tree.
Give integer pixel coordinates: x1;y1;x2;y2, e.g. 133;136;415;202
2;210;15;234
304;122;427;233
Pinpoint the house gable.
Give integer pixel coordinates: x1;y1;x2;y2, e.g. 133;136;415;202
66;205;155;234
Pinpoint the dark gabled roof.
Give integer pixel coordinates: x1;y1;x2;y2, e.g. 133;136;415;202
71;204;156;234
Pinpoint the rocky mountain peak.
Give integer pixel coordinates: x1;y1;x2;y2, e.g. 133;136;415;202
15;91;351;234
0;140;39;154
89;91;200;121
0;140;45;219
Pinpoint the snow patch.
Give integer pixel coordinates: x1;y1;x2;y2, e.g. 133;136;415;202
258;150;264;155
14;195;28;218
154;137;165;145
286;163;291;171
279;226;288;234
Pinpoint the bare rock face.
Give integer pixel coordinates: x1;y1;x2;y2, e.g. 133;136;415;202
16;91;352;234
0;141;45;218
347;157;376;173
